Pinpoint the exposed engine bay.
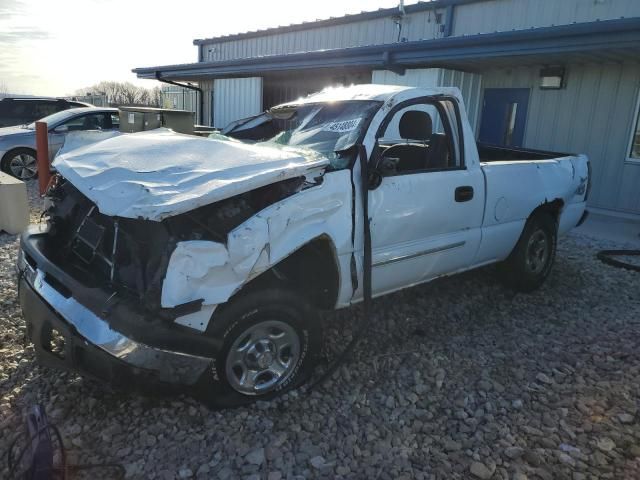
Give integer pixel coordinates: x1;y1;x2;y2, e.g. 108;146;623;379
42;174;312;315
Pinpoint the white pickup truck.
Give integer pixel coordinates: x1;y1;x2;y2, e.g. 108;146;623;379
18;85;589;407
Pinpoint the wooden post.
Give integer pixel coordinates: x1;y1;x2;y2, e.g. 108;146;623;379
35;121;51;195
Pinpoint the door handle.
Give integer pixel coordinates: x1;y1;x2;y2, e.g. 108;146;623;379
455;186;474;202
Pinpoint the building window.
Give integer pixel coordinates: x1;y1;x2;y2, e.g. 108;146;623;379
630;97;640;161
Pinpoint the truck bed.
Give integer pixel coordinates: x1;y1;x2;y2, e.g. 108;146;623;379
477;142;589;262
478;143;571;162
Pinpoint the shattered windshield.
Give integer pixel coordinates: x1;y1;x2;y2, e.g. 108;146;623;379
262;100;381;169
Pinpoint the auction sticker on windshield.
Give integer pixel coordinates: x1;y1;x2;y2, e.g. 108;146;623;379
324;118;361;133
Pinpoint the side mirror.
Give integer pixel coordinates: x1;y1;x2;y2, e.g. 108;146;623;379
367;146;384;190
367;146;398;190
52;125;68;134
368;169;383;190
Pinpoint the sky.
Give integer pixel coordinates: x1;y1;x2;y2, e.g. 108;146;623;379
0;0;403;96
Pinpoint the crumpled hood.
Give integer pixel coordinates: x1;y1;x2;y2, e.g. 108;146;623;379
53;128;329;221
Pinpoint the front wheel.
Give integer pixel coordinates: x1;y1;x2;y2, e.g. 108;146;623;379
195;288;321;408
1;148;38;180
498;212;557;292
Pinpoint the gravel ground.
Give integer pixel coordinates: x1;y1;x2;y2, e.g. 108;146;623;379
1;182;639;479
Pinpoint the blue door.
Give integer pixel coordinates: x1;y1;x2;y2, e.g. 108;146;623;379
478;88;530;147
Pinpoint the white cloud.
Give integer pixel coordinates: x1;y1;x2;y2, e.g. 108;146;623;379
0;0;401;96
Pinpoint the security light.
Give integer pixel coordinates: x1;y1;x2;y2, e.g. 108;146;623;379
540;67;565;90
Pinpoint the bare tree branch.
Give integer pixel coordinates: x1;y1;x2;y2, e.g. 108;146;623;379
74;81;161;107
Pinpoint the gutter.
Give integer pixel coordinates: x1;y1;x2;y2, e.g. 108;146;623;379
155;72;204;125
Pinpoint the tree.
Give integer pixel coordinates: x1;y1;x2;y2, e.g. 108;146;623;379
75;81;161;107
0;81;9;98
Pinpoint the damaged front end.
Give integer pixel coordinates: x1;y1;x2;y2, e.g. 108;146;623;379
18;173;310;387
17;98;372;393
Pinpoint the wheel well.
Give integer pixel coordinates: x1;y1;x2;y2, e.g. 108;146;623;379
530;198;564;224
241;236;340;310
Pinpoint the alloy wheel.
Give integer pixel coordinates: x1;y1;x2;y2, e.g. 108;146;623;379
9;152;37;180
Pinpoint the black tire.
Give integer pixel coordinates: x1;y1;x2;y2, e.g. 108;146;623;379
1;148;38;180
498;212;557;292
194;288;321;409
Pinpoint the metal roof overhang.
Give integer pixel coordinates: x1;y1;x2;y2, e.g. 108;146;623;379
134;18;640;81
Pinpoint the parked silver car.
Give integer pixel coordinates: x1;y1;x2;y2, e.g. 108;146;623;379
0;107;119;180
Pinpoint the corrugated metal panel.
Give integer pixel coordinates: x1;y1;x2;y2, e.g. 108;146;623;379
481;62;640;214
439;69;483;134
372;68;441;87
454;0;640;36
202;9;445;62
213;77;263;128
263;71;372;109
372;68;482;133
199;0;640;63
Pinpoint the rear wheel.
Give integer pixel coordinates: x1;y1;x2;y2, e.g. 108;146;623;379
195;288;321;408
2;148;38;180
498;212;557;292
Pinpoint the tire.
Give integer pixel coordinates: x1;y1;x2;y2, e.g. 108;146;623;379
194;288;322;409
1;148;38;180
498;212;557;292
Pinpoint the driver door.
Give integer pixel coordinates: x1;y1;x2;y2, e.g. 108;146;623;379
368;98;484;296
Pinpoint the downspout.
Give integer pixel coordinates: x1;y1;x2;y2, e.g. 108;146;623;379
155;72;204;125
443;5;455;37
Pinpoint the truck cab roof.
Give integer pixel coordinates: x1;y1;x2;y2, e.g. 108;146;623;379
274;84;460;107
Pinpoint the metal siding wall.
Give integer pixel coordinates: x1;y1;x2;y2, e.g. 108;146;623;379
453;0;640;35
200;1;640;62
202;9;444;62
372;68;440;87
212;77;263;129
199;1;640;62
439;69;483;134
481;63;640;214
263;71;372;110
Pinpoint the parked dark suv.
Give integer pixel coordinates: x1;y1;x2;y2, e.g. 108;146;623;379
0;97;92;128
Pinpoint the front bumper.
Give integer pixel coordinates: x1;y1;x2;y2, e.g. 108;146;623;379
18;232;213;387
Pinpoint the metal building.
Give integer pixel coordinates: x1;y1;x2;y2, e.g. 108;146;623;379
134;0;640;217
